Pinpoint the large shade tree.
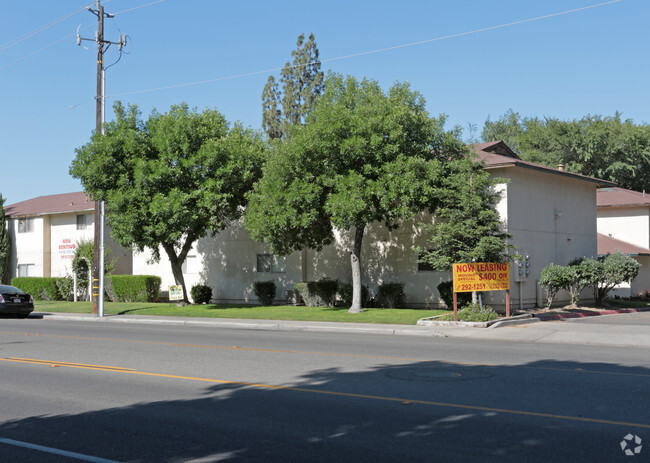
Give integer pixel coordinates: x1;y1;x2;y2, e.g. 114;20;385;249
482;110;650;192
71;102;266;302
246;73;467;313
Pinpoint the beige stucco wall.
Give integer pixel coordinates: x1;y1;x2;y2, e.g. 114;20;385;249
130;168;600;309
133;217;445;306
133;224;303;303
485;168;598;309
597;207;650;249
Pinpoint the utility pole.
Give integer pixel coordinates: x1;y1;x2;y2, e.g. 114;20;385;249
77;0;126;317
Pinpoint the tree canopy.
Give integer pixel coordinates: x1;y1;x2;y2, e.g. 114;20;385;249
418;159;511;272
262;33;324;140
0;194;10;284
482;110;650;191
246;73;467;312
70;102;266;301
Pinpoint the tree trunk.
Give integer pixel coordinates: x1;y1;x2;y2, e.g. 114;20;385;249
348;225;365;313
162;232;196;304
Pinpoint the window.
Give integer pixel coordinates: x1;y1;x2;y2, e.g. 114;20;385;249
417;252;435;272
18;218;34;233
76;214;89;230
182;255;198;274
257;254;286;273
18;264;35;277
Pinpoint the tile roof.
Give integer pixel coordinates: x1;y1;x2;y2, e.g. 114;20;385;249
597;233;650;256
4;192;94;217
471;141;615;187
596;187;650;208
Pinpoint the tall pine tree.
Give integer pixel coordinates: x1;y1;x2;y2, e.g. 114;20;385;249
262;33;324;140
0;194;10;284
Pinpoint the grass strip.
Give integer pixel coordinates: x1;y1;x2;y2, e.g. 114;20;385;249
34;301;446;325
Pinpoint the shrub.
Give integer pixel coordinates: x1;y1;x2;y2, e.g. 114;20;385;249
440;303;500;322
295;277;339;307
436;281;472;309
190;284;213;304
107;275;161;302
55;276;75;301
377;282;405;308
12;277;60;300
337;281;369;307
253;281;276;305
597;251;640;303
539;264;575;308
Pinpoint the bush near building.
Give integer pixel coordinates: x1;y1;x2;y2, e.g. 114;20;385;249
106;275;161;303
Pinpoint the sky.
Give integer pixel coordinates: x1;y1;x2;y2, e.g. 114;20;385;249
1;0;648;205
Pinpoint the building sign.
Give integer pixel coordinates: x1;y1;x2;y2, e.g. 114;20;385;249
452;262;510;292
59;238;76;260
169;285;184;301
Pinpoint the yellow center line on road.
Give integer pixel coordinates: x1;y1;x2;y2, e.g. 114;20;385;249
2;356;650;430
4;357;135;372
1;330;649;379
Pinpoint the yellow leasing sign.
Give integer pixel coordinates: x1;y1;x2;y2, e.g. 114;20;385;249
453;262;510;292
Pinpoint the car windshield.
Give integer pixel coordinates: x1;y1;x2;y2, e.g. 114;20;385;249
0;285;25;294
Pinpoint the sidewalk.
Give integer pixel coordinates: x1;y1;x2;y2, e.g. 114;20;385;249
32;310;650;349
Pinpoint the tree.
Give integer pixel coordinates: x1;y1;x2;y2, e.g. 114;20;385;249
71;102;266;302
262;33;324;140
482;110;650;192
246;73;467;313
539;264;575;309
0;194;10;284
418;157;511;272
595;251;640;303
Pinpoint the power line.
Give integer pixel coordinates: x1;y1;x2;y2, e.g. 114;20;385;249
113;0;165;16
0;0;158;72
107;0;622;100
0;26;94;71
0;5;87;53
0;0;623;134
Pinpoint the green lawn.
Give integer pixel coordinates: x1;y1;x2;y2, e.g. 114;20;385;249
34;301;448;325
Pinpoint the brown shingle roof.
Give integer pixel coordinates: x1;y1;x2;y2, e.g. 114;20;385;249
597;233;650;256
471;141;615;187
597;187;650;208
4;192;94;217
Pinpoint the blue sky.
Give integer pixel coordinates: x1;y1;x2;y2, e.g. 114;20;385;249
1;0;647;205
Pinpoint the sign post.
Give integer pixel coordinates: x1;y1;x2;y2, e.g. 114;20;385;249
452;262;510;321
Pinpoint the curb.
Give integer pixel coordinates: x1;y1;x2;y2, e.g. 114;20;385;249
534;307;650;321
33;312;449;338
417;313;535;329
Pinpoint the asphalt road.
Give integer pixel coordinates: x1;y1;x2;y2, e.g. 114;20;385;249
0;317;648;462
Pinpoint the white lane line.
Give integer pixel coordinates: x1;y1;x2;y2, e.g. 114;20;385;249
0;438;121;463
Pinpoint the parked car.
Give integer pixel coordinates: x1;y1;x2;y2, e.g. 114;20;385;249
0;285;34;318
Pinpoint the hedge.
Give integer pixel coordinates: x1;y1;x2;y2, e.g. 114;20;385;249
295;278;338;307
337;281;369;307
12;277;61;300
377;282;406;308
105;275;161;302
253;281;276;305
